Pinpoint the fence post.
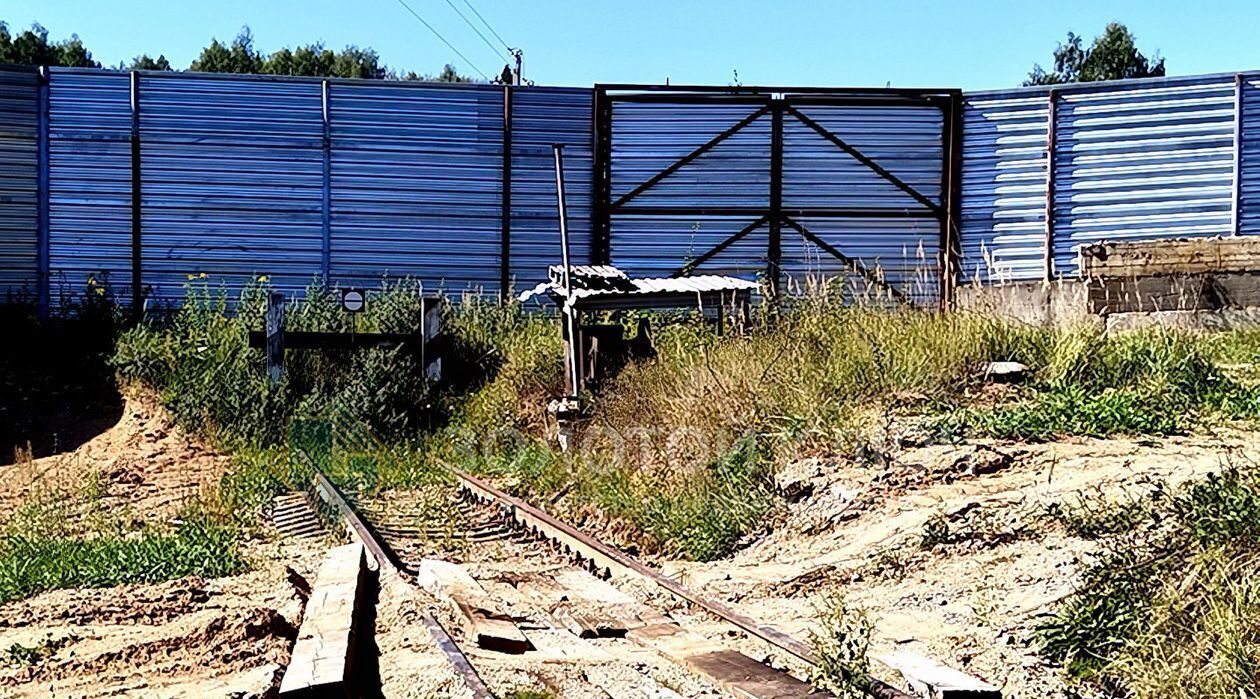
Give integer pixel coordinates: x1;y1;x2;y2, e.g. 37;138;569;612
767;99;784;300
1233;73;1244;237
129;71;143;318
943;92;965;310
591;88;612;265
500;83;513;298
37;66;50;318
1043;89;1058;283
321;79;332;280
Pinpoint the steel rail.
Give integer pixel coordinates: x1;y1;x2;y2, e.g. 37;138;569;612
309;465;916;699
450;469;917;699
310;472;496;697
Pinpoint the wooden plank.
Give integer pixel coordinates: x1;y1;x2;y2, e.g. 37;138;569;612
514;569;635;639
279;543;369;698
876;652;1001;699
1086;272;1260;314
1080;237;1260;277
417;558;531;654
628;621;829;699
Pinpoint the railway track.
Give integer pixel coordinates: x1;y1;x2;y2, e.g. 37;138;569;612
305;469;925;699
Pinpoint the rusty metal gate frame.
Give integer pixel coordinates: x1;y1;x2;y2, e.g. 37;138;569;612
592;85;963;305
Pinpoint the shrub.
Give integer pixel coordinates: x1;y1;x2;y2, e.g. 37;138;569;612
1039;466;1260;694
809;591;874;698
112;279;439;449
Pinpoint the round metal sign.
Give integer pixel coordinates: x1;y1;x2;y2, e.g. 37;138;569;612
341;288;365;313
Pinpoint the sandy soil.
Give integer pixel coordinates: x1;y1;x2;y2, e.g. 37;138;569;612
0;389;228;527
665;429;1260;698
0;390;327;698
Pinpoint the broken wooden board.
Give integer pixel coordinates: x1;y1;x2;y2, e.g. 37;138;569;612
511;568;636;639
279;542;369;698
417;558;531;654
628;621;832;699
876;651;1001;699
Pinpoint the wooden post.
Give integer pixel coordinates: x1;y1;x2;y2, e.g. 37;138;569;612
266;291;285;383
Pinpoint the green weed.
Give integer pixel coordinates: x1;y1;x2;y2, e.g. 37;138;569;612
1038;466;1260;694
808;591;874;698
0;506;244;605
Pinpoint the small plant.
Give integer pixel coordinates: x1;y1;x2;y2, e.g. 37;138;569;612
808;591;873;697
1048;486;1160;540
3;638;62;666
919;513;952;549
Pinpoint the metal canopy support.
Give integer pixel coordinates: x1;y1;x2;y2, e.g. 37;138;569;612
129;71;143;318
500;84;514;295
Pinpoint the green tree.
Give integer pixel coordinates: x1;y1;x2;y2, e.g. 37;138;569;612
189;27;263;74
129;54;172;71
0;21;99;67
1026;22;1165;86
396;63;476;82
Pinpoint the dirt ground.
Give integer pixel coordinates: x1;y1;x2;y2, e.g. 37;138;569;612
0;390;327;698
4;389;1254;698
0;389;226;525
665;429;1260;698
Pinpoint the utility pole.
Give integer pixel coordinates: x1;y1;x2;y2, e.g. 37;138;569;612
510;48;522;85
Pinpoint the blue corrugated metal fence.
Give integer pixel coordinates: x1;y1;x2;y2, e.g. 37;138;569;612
961;70;1260;283
4;66;1260;308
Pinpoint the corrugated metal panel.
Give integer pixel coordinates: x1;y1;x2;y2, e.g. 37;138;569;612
635;214;768;279
140;73;325;303
784;104;942;210
782;103;941;302
329;82;503;294
609;100;770;278
0;68;40;299
959;90;1049;283
509;86;592;292
46;68;132;303
1238;75;1260;236
611;102;770;208
1052;76;1237;275
780;217;940;301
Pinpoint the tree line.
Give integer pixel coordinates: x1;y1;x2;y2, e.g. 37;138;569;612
0;22;485;82
0;18;1167;87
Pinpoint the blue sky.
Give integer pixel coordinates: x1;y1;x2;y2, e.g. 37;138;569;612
5;1;1260;89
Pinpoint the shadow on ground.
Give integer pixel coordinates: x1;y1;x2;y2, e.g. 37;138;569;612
0;304;122;465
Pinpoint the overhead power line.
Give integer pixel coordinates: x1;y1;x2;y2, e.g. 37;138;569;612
440;0;511;64
391;0;490;80
458;0;514;53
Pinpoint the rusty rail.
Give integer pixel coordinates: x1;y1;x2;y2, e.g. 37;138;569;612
451;469;918;699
